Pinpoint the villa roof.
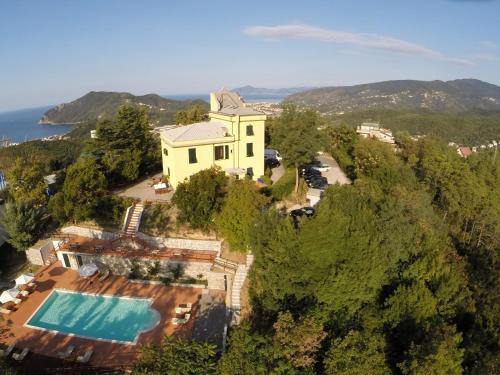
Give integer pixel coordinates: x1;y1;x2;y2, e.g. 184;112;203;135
161;121;231;143
212;90;263;116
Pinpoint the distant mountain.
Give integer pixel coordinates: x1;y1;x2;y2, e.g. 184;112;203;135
285;79;500;113
39;91;208;125
232;85;315;98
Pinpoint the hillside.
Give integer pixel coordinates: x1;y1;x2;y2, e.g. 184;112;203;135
285;79;500;113
330;108;500;145
39;91;209;126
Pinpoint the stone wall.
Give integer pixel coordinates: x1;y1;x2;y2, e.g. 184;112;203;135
61;226;118;240
57;250;226;290
61;226;221;256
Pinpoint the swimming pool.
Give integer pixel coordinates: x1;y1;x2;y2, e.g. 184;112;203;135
26;289;160;344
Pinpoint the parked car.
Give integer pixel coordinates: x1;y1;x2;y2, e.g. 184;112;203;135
302;168;322;178
304;173;322;183
289;206;316;219
265;149;282;162
311;163;331;172
307;177;328;189
265;158;280;169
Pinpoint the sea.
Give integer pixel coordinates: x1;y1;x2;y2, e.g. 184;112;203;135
0;94;285;145
0;106;73;144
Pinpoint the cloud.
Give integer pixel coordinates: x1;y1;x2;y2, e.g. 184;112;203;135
244;24;473;66
480;40;497;49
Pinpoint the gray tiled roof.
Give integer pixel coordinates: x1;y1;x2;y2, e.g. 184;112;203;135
213;90;263;116
161;121;231;143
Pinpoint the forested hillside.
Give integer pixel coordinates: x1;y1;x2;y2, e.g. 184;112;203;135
216;131;499;375
285;79;500;113
329;109;500;145
39;91;208;126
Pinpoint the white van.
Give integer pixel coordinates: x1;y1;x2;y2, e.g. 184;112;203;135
264;149;282;161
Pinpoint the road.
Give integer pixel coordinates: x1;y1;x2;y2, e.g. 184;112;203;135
270;163;285;183
317;153;351;185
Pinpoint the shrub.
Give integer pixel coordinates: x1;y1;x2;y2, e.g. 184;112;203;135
271;167;296;200
172;167;228;230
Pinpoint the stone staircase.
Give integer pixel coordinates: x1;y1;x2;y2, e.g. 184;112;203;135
123;203;144;236
231;253;254;314
44;250;58;266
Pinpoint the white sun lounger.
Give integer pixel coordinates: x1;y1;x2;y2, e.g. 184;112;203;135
175;303;192;314
12;347;29;361
98;270;110;282
57;344;75;359
0;342;16;358
76;348;93;363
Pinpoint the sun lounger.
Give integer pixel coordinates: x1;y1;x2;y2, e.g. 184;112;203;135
14;298;22;305
0;342;16;358
0;308;12;315
175;303;192;314
20;290;30;297
57;344;75;359
12;347;29;361
98;270;110;282
76;348;93;363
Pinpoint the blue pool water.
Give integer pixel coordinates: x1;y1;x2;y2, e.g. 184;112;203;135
26;290;160;344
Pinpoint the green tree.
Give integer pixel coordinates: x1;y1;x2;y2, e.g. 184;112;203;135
0;202;47;251
270;105;323;195
175;104;207;125
218;323;296;375
172;167;227;230
325;330;390;375
49;157;107;223
6;158;47;205
93;105;160;184
398;324;464;375
273;311;326;370
215;179;269;252
132;336;217;375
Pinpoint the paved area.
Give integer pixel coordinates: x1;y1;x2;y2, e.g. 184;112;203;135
317;153;351;185
193;292;229;351
270;163;285;183
0;262;204;372
114;173;174;203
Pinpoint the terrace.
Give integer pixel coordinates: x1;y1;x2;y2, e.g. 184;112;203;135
0;262;226;372
57;234;217;264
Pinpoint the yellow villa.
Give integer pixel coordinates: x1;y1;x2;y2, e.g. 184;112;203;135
160;90;266;187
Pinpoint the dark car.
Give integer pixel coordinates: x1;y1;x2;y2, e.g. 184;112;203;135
289;206;315;220
265;158;280;169
303;170;322;181
309;179;328;189
307;175;327;185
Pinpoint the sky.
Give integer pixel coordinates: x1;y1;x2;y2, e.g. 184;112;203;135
1;0;499;111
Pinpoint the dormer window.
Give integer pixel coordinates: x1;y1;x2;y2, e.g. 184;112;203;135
246;125;254;136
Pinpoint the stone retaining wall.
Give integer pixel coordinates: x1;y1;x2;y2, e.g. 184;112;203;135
61;226;221;255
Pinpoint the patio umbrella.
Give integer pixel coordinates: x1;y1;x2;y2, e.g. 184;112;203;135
78;263;98;277
15;273;34;286
0;287;20;304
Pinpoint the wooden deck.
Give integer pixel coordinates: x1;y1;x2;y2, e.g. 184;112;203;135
0;262;209;372
58;235;216;263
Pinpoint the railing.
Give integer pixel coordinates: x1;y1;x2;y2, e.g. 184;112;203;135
213;257;239;272
122;205;133;232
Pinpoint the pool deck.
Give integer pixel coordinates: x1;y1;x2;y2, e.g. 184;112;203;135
0;262;224;372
